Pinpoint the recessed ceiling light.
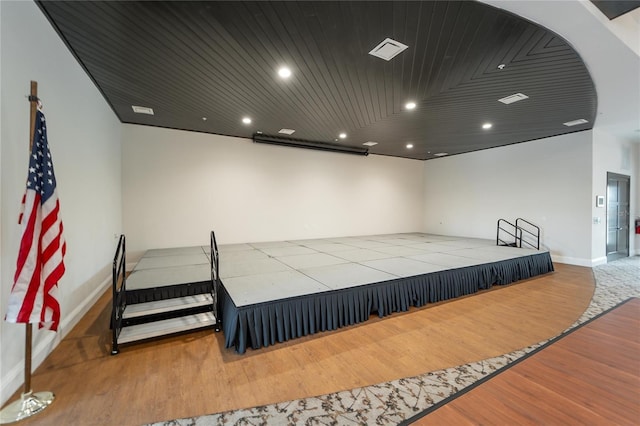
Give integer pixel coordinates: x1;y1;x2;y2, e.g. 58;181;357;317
563;118;589;127
363;141;378;147
482;123;493;129
498;93;529;104
497;64;506;70
278;128;295;135
405;102;416;110
434;152;448;157
256;131;263;134
278;67;292;79
242;117;252;124
339;132;347;139
131;105;154;115
202;117;207;121
369;38;409;61
406;143;414;149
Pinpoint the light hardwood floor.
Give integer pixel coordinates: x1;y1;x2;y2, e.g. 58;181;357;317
413;297;640;425
4;263;594;425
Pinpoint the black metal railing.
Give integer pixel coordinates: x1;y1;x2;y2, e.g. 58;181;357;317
515;218;540;250
497;218;540;250
111;234;126;355
210;230;221;331
497;219;518;247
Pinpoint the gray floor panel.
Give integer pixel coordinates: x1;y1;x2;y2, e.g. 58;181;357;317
343;240;393;249
407;252;486;268
276;253;349;269
331;248;396;262
259;246;319;257
223;270;331;306
288;238;333;245
407;243;465;252
219;258;292;279
371;246;428;257
484;245;543;255
250;241;296;249
325;237;367;244
134;253;210;271
302;243;355;253
144;246;206;257
300;263;397;290
217;243;254;252
452;248;523;261
365;235;405;241
438;239;497;249
362;257;448;277
381;238;424;246
220;250;270;263
127;264;211;290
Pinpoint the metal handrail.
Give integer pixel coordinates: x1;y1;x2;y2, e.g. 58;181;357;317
516;218;540;250
210;231;221;330
497;219;517;246
111;234;126;355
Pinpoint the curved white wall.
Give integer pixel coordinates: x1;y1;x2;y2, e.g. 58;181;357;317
423;132;594;265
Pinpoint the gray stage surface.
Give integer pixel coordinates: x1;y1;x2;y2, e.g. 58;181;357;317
125;233;554;353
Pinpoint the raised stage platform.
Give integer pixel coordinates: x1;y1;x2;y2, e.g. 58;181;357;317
127;233;554;354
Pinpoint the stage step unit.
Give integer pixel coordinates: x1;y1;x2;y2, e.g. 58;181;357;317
111;233;222;355
123;293;213;320
118;311;216;344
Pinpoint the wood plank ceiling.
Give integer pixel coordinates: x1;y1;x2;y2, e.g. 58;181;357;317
37;1;597;160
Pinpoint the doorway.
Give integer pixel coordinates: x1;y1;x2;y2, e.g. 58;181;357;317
606;172;630;262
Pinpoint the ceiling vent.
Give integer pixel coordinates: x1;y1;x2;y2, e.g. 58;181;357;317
278;128;296;135
131;105;154;115
254;134;368;156
498;93;529;104
563;119;589;127
369;38;408;61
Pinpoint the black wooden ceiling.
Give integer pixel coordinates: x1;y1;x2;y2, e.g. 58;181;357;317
591;1;640;20
37;1;597;160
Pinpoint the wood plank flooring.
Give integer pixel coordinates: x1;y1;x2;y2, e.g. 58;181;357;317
4;264;594;425
412;297;640;425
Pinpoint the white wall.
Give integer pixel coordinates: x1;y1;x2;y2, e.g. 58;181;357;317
636;143;640;255
122;124;424;256
592;129;639;260
423;132;594;266
0;1;122;405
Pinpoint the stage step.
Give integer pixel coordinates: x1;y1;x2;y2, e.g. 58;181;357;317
118;311;216;344
123;293;213;319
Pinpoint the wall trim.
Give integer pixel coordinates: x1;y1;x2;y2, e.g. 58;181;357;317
590;256;608;267
1;274;111;405
551;255;598;267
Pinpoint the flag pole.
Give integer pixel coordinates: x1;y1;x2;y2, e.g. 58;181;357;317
0;81;55;424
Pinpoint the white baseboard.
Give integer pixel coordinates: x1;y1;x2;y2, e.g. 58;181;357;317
552;255;610;267
589;256;608;267
1;274;111;406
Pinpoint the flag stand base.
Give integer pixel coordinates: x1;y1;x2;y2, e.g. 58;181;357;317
0;391;54;424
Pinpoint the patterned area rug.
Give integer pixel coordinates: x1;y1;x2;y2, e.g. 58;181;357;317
150;257;640;426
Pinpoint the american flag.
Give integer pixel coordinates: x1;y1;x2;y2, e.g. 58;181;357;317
5;110;66;331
